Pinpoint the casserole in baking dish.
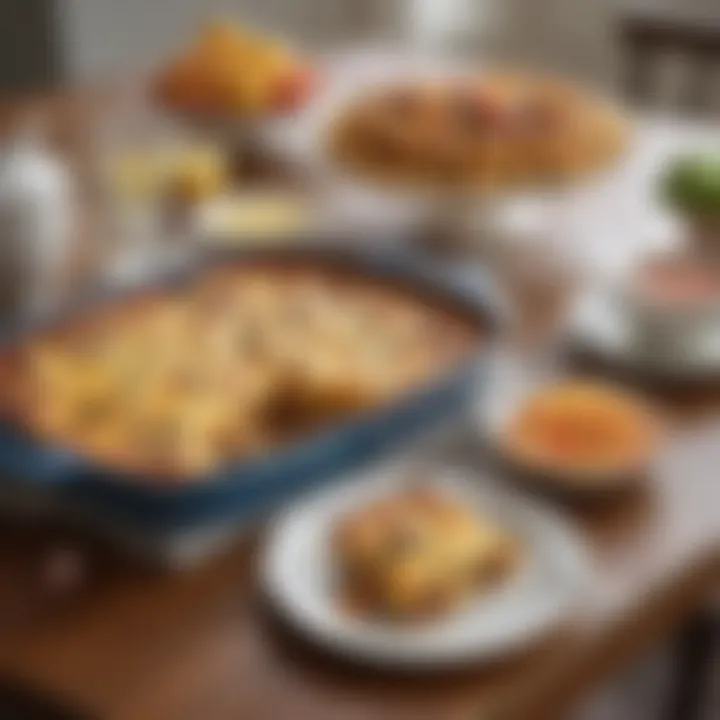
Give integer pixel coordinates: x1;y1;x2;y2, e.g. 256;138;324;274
0;248;502;529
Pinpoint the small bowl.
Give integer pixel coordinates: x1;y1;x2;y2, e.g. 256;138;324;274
481;380;664;498
615;255;720;358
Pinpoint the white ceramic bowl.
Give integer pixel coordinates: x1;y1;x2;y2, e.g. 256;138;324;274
615;261;720;358
566;287;720;380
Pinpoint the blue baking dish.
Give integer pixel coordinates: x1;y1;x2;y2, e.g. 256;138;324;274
0;246;505;534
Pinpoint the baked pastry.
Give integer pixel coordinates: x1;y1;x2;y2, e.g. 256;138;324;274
7;265;480;480
154;20;314;118
332;485;519;620
329;73;628;189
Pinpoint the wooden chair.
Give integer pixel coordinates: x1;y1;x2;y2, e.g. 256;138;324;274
666;609;718;720
619;7;720;112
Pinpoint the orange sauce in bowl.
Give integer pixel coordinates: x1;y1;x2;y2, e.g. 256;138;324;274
505;382;660;478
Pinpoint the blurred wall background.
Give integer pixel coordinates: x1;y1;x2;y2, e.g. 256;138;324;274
0;0;62;92
56;0;367;80
0;0;718;94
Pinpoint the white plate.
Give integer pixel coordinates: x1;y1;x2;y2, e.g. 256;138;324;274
567;290;720;380
260;465;590;668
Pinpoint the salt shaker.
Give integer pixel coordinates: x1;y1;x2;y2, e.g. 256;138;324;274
0;126;74;320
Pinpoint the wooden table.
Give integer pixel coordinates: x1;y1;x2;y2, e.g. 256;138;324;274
0;60;719;720
1;406;719;720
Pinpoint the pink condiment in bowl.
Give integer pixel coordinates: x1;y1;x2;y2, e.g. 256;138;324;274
636;258;720;307
623;255;720;355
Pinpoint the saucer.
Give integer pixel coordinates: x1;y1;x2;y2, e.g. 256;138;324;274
566;290;720;380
